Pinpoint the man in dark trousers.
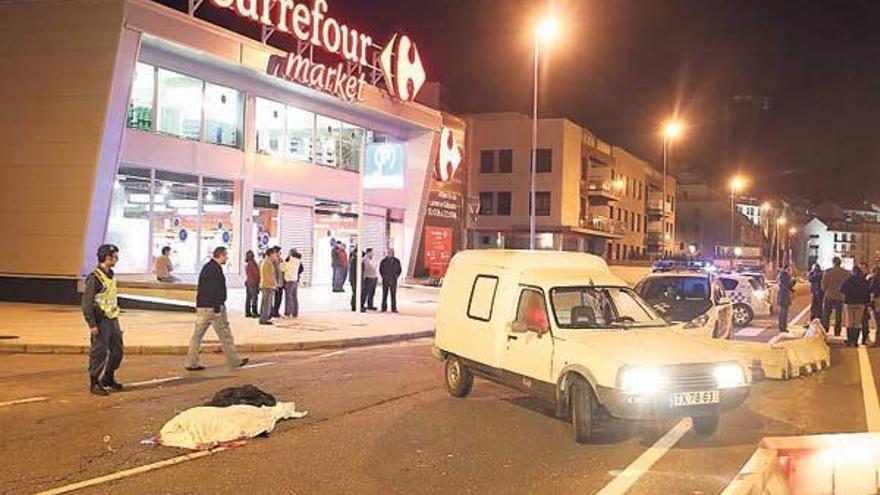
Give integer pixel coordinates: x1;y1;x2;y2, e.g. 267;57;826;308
271;245;284;318
380;249;402;313
81;244;124;396
185;246;248;370
776;264;796;333
349;246;360;312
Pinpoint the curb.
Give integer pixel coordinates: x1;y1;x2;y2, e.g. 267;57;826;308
0;330;434;356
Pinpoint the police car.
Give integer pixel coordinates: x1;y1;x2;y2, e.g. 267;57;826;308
716;273;771;327
635;272;734;339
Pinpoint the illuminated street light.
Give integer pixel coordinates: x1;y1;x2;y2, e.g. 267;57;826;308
729;174;748;267
778;217;787;226
761;201;771;211
729;175;747;193
734;246;743;257
660;119;683;257
529;15;561;250
789;227;797;235
613;178;626;191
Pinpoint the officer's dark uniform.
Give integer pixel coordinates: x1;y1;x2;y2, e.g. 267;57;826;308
81;245;124;395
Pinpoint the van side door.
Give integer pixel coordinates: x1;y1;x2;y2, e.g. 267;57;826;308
502;287;555;388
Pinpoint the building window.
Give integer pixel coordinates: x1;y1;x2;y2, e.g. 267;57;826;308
127;62;154;131
200;177;235;266
106;167;153;273
498;150;513;173
203;82;242;148
338;122;366;172
480;150;495;173
535;148;552;173
496;192;512;216
156;69;203;140
286;107;315;162
255;97;285;155
152;171;201;273
479;192;494;215
533;191;551;216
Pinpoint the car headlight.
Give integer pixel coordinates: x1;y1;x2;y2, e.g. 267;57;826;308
619;366;666;395
684;313;710;329
714;363;746;388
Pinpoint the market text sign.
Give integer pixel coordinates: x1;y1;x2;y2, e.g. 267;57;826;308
209;0;425;102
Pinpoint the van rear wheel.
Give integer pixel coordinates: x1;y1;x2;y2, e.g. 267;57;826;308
570;377;596;443
445;356;473;398
691;414;720;436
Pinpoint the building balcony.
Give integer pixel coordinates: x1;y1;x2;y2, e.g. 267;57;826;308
583;168;623;203
579;214;625;236
646;192;672;217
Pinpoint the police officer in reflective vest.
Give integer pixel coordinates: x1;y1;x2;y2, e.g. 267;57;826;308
81;244;124;396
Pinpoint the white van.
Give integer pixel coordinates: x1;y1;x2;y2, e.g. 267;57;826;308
433;250;749;443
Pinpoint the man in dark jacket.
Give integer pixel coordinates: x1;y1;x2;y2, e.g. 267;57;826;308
349;246;361;312
841;264;872;347
808;264;824;323
869;266;880;346
81;244;124;396
379;249;402;313
776;265;796;333
822;257;850;336
185;247;248;370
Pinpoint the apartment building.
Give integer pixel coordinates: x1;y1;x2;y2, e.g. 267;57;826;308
464;113;676;260
802;216;880;270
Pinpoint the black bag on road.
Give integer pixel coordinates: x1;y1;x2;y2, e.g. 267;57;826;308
206;385;277;408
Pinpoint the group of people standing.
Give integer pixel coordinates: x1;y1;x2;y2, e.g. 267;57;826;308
347;247;402;313
807;256;880;347
244;247;303;325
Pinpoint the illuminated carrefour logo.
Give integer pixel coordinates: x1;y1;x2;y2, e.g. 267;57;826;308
209;0;425;102
436;127;462;182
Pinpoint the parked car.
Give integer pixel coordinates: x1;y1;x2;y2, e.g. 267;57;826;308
433;250;749;443
634;272;734;339
717;273;771;327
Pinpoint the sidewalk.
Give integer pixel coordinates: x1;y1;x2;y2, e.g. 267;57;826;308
0;285;438;355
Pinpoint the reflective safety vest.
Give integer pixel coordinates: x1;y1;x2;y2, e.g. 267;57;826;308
92;268;120;320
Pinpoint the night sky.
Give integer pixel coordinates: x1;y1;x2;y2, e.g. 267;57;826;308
179;0;880;203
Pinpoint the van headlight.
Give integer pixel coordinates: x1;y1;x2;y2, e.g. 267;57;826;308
684;314;710;329
714;364;746;388
619;366;666;395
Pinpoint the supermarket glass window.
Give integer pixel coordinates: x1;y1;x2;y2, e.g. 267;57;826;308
204;82;242;148
200;177;235;271
106;167;153;273
253;192;280;255
127;62;154;131
286;106;315;162
338;122;365;172
152;171;201;273
315;115;342;167
255;97;285;155
156;69;203;140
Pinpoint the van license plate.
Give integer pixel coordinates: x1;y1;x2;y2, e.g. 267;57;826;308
670;390;720;407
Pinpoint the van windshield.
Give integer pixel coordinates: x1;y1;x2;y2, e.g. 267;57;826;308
550;286;668;330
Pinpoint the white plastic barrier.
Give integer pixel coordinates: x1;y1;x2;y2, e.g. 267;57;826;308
723;433;880;495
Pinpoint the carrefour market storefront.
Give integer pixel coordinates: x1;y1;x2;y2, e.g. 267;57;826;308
97;0;466;286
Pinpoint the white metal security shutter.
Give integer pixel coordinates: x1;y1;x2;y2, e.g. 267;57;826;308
279;204;314;286
362;213;387;262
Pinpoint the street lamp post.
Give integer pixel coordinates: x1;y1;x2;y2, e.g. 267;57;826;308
661;121;681;257
729;175;746;269
530;17;559;250
776;217;787;271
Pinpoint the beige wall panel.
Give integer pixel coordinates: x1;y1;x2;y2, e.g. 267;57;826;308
0;0;124;277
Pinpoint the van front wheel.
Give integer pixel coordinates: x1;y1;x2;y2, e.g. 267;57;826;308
570;377;595;443
445;356;473;398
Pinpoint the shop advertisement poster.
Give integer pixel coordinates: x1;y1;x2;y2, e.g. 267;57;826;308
364;142;406;190
423;226;453;276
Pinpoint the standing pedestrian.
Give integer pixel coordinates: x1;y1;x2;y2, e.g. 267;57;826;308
282;248;304;317
155;246;180;283
841;264;871;347
362;248;379;311
379;249;402;313
271;246;284;318
808;263;824;323
821;256;850;336
869;266;880;346
776;264;796;333
259;248;278;325
349;245;360;312
82;244;125;396
339;242;349;288
185;247;249;370
244;250;259;318
331;241;344;292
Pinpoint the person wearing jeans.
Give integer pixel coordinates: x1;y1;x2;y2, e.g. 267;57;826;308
259;248;278;325
841;264;872;347
282;249;304;317
185;247;248;370
776;265;795;333
822;256;850;336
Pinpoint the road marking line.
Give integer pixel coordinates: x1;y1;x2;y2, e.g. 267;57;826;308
596;418;692;495
315;350;349;359
31;447;229;495
789;304;812;326
127;377;183;388
735;327;765;337
240;361;276;370
857;346;880;432
0;396;49;408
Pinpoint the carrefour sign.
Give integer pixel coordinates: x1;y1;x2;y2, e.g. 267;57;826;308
209;0;426;103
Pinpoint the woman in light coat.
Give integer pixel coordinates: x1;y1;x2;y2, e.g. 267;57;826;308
281;249;304;318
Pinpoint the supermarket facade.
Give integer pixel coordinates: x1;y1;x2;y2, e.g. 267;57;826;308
0;0;467;300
